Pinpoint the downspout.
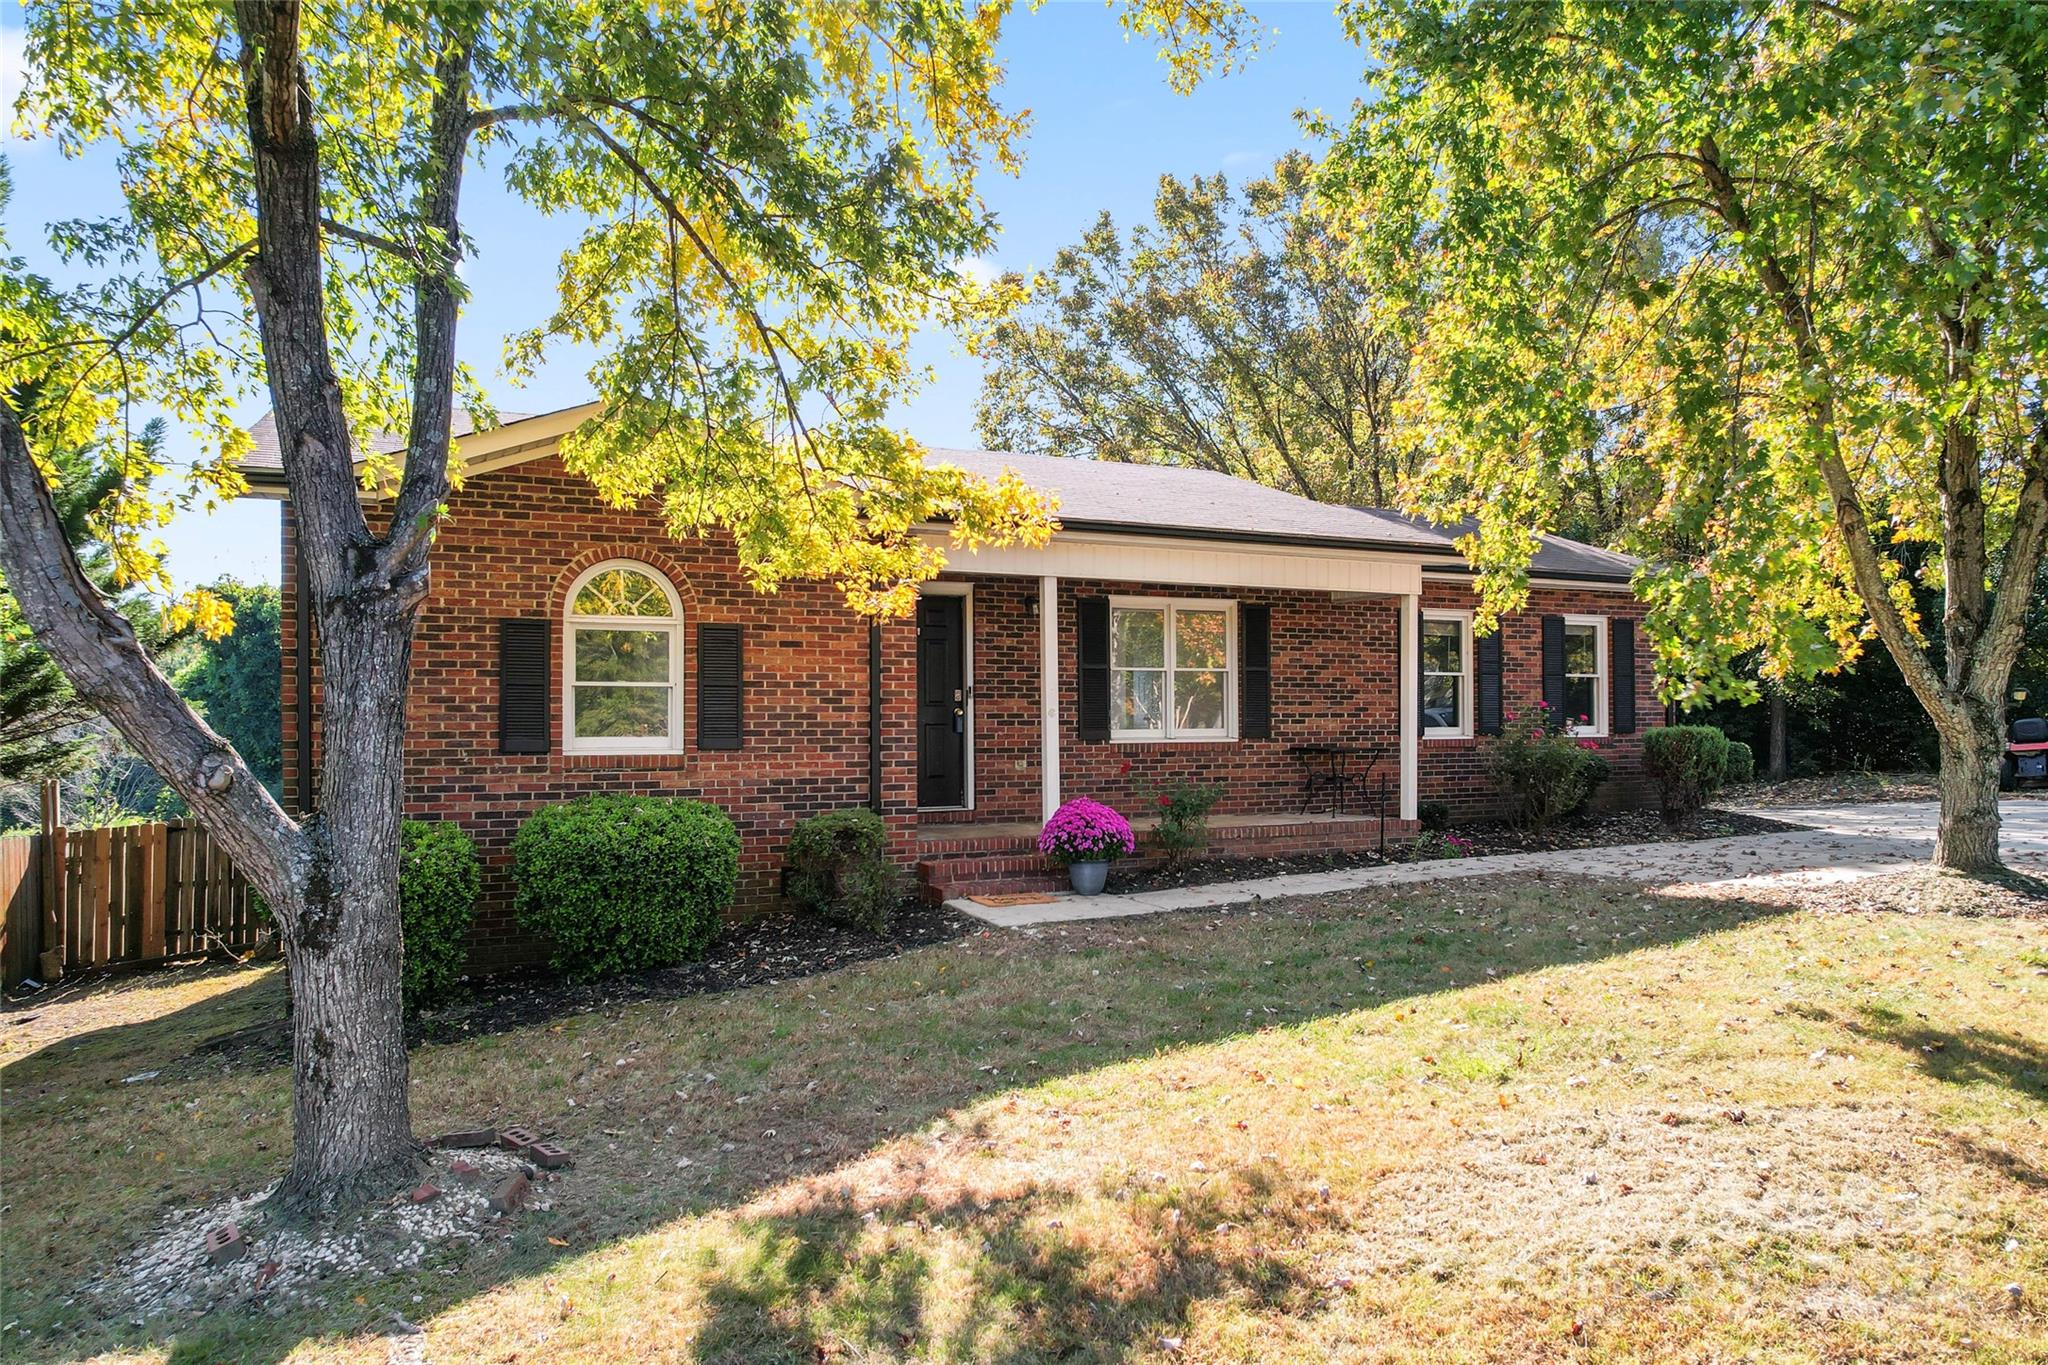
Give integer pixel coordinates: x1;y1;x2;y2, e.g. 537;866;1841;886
868;622;883;814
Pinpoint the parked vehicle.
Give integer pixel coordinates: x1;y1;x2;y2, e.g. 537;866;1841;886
2001;715;2048;792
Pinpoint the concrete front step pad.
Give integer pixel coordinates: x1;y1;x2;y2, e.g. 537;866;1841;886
919;817;1414;858
916;820;1422;903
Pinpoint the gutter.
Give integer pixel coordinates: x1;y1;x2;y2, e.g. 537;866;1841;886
1420;564;1638;588
1021;516;1468;559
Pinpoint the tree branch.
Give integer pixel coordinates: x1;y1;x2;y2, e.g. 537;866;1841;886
1974;411;2048;697
234;0;374;598
0;400;307;899
377;20;477;589
320;216;419;263
1694;132;1959;727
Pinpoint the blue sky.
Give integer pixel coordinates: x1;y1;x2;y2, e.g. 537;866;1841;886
2;1;1366;588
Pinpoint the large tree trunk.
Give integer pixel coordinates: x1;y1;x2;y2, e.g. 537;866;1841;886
1933;708;2007;874
273;595;422;1210
1766;689;1788;781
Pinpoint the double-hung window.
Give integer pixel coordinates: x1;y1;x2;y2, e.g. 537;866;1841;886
1109;599;1235;741
1421;612;1471;737
564;560;684;753
1561;615;1608;735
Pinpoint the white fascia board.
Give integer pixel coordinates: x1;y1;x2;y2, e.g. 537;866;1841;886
920;527;1425;597
1421;570;1638;594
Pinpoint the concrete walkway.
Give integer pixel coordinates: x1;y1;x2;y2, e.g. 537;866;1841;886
949;797;2048;928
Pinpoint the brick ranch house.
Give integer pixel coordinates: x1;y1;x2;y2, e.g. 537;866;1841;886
243;403;1660;967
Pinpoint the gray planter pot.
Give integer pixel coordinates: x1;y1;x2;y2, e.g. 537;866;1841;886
1067;860;1110;895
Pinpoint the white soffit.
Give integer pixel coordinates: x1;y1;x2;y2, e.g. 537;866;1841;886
922;529;1423;597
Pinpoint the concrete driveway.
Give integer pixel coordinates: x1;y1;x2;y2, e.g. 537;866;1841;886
953;797;2048;928
1736;797;2048;873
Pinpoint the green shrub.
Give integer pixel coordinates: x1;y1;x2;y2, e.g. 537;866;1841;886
513;795;738;981
1144;777;1224;866
1417;800;1453;833
400;819;479;1010
1642;725;1732;824
1489;702;1611;831
1575;752;1613;814
1724;739;1756;785
786;808;901;934
1411;829;1474;859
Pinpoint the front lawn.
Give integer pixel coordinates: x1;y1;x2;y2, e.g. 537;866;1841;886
3;870;2044;1362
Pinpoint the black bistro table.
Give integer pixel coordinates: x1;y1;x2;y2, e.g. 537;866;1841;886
1285;742;1388;817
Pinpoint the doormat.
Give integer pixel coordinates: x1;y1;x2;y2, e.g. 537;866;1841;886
968;892;1059;907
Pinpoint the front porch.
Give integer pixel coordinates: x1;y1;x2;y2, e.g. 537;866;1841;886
914;808;1421;903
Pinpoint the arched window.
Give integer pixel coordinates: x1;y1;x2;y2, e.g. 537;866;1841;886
564;560;683;753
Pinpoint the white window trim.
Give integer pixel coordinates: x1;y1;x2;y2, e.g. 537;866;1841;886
563;558;685;755
1108;596;1237;743
1562;614;1609;738
1421;609;1472;740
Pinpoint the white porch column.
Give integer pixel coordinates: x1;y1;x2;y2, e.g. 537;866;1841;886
1040;575;1061;822
1397;591;1419;822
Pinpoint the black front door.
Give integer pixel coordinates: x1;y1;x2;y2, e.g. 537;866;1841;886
917;595;966;808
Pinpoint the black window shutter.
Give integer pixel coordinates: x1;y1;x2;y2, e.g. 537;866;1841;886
1416;605;1428;730
1611;616;1637;734
498;618;550;755
1077;596;1110;742
1475;629;1503;736
1240;603;1272;739
697;623;743;750
1541;614;1566;719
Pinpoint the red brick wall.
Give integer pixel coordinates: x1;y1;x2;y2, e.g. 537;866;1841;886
284;454;919;969
1416;578;1661;818
949;575;1403;822
939;574;1657;827
279;454;1660;968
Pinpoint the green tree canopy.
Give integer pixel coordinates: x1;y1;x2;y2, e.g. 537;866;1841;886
976;153;1413;505
173;579;281;793
1319;0;2047;869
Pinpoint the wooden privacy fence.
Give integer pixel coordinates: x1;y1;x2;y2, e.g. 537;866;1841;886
1;785;260;987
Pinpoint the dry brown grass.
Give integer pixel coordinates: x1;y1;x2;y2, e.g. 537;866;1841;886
3;869;2044;1363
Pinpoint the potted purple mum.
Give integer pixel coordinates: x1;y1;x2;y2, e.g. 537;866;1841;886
1038;798;1136;895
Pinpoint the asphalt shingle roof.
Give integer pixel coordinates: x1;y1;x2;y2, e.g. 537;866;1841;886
926;447;1457;555
241;409;530;473
239;408;1633;580
1366;509;1640;583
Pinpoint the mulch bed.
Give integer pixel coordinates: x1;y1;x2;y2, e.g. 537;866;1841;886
193;900;976;1070
1100;807;1807;896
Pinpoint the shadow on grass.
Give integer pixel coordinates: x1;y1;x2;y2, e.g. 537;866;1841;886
689;1166;1321;1363
9;874;1823;1363
1;964;284;1082
1854;1004;2048;1105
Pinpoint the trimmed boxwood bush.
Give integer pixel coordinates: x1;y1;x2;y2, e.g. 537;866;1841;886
400;819;479;1010
513;795;739;981
785;808;901;934
1724;738;1756;786
1642;725;1732;824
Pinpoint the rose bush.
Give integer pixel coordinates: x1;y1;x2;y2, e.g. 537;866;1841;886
1490;702;1610;831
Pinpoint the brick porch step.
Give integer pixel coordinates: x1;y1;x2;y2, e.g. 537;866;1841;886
915;815;1422;904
